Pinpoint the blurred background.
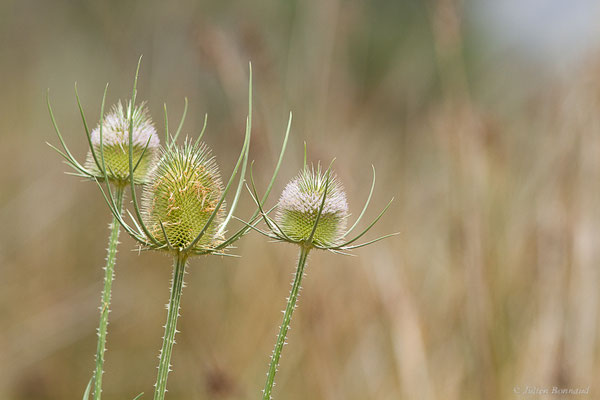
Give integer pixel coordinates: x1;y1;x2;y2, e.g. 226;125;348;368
2;0;600;399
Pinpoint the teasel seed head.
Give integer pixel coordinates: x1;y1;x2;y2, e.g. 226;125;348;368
85;100;159;184
141;139;225;251
276;165;348;247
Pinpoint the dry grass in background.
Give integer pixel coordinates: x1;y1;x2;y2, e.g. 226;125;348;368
1;0;599;399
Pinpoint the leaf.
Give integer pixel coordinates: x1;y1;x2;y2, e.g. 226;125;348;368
82;376;94;400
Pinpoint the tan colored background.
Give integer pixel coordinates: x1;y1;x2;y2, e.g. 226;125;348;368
2;0;600;399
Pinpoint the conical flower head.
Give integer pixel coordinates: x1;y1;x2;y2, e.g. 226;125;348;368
141;140;225;251
85;101;159;184
276;165;349;247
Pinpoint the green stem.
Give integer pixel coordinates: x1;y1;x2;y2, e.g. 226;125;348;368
154;251;188;400
93;183;125;400
262;246;310;400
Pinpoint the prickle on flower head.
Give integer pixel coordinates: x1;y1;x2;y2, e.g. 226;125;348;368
141;139;225;251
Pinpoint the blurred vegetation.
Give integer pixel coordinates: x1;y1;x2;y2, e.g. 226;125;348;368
1;0;600;399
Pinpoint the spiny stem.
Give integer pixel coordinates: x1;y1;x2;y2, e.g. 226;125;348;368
262;246;311;400
154;251;188;400
93;183;125;400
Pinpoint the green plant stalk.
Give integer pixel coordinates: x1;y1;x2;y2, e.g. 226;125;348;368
94;183;125;400
262;246;311;400
154;251;188;400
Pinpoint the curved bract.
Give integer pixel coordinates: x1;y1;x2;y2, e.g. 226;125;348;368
248;151;398;253
142;140;225;251
91;60;290;261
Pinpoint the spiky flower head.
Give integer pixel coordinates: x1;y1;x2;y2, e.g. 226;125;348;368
141;140;225;252
85;100;159;184
276;165;348;247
